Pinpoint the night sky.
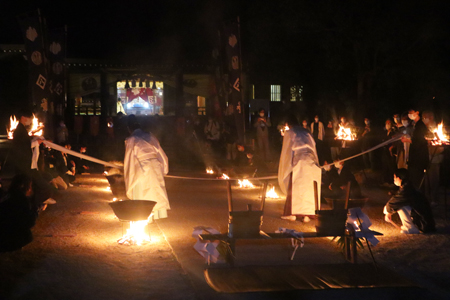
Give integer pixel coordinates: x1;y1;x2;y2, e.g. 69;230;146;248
2;0;450;122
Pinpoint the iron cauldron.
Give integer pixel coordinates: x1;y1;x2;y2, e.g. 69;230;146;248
109;200;157;221
106;174;128;200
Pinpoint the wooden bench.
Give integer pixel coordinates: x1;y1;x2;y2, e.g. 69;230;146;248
199;226;383;266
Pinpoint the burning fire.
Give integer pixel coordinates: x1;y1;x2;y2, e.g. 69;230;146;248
266;186;280;199
117;220;150;246
7;115;19;139
238;179;255;188
206;168;214;174
7;114;43;139
220;173;230;180
280;125;290;136
431;122;449;145
336;124;357;141
30;114;44;136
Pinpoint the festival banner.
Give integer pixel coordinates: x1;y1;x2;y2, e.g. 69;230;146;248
47;27;66;115
17;10;50;108
223;19;245;143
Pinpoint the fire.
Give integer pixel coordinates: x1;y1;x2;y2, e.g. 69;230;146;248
117;220;150;246
220;173;230;180
266;186;280;199
280;125;290;136
29;114;43;136
7;115;19;139
336;124;356;140
238;179;255;188
206;168;214;174
431;122;449;145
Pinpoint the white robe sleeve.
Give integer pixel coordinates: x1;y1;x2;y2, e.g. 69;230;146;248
278;130;294;195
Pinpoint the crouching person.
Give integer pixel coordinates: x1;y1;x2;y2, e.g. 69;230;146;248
384;168;435;234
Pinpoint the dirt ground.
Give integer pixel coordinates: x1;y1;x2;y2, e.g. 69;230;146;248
1;170;450;300
0;175;196;300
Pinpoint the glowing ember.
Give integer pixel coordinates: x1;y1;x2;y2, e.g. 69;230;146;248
105;186;111;191
431;122;449;145
29;114;44;136
103;171;109;176
266;186;280;199
280;125;290;136
220;173;230;180
7;115;19;139
206;168;214;174
117;220;150;246
113;197;118;201
238;179;255;188
336;124;357;141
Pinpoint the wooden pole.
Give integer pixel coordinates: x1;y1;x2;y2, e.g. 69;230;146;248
344;181;351;210
227;180;233;213
314;181;319;211
260;181;268;211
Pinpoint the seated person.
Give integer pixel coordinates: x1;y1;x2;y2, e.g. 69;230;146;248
0;174;41;252
384;168;435;234
55;143;76;185
324;160;362;199
75;145;93;174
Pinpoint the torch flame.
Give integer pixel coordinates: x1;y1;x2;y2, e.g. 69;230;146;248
220;173;230;180
280;125;290;136
29;114;43;136
266;186;280;199
7;115;19;139
238;179;255;188
336;124;356;141
206;168;214;174
117;220;150;246
432;122;449;145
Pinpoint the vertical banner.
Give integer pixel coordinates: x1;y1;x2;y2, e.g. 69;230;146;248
47;27;66;117
224;18;245;144
17;10;50;110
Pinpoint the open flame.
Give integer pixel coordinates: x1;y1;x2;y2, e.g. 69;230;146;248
117;220;150;246
266;186;280;199
30;114;44;136
7;114;43;139
280;125;290;136
206;168;214;174
336;124;357;141
238;179;255;188
220;173;230;180
431;122;449;145
7;115;19;139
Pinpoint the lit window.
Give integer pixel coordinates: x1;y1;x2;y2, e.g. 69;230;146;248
290;85;303;102
270;85;281;102
197;96;206;115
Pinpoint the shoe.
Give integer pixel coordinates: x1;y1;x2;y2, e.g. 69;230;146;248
68;183;74;187
43;198;57;205
400;228;420;234
281;215;296;221
303;216;311;223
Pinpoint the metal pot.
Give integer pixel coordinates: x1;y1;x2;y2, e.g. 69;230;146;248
109;200;157;221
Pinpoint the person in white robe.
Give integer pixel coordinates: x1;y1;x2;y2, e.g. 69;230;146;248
278;115;321;222
124;116;170;220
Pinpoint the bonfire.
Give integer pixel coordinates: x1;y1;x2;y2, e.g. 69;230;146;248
238;179;255;188
335;124;357;140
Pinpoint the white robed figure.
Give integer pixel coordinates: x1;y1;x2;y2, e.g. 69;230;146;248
278;118;321;221
124;118;170;220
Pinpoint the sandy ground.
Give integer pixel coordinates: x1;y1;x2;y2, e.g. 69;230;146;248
1;169;450;300
0;175;196;300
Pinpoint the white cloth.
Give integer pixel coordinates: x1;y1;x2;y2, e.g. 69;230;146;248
124;129;170;213
278;126;321;215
